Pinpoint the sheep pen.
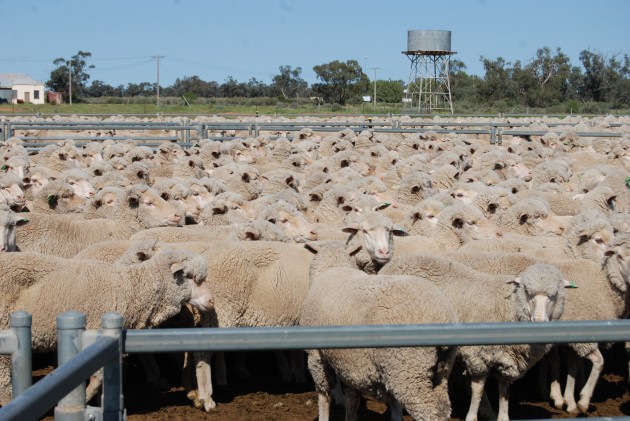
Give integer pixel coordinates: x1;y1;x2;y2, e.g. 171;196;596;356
2;113;629;420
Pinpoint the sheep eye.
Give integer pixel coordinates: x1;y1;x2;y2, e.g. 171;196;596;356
186;273;194;280
427;215;435;219
61;194;69;199
595;238;604;244
69;181;75;185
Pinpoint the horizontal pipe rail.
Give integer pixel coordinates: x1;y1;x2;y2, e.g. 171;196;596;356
0;336;118;421
123;319;630;353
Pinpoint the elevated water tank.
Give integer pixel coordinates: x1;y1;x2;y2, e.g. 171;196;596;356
406;30;452;53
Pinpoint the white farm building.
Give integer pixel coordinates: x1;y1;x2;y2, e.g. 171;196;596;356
0;73;45;105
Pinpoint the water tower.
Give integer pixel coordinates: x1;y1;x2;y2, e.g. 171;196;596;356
402;30;456;114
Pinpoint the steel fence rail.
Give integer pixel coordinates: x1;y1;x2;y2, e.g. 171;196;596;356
2;315;630;421
118;319;630;353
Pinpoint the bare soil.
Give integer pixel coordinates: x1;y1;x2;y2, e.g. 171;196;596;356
36;345;630;420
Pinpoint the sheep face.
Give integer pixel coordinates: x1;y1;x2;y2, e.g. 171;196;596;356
266;207;318;243
3;157;30;181
510;263;568;322
173;255;215;312
343;212;408;264
0;181;26;211
132;188;182;227
0;209;28;252
65;176;95;199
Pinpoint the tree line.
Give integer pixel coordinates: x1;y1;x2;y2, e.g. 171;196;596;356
46;47;630;111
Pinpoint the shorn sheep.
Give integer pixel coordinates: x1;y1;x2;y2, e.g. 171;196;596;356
0;248;215;405
299;241;459;421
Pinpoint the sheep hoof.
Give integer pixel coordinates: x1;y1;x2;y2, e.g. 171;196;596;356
552;398;564;410
577;400;590;414
565;403;578;414
203;399;217;411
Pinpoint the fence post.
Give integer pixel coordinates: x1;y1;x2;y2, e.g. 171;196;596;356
490;127;497;145
196;122;206;141
10;311;32;398
100;313;124;421
54;312;86;421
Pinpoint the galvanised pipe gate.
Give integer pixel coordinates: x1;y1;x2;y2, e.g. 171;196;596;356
1;312;630;421
2;119;627;145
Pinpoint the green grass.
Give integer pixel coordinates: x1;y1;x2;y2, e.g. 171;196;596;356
1;98;627;117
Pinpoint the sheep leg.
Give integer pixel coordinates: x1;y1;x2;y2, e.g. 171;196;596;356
307;350;335;421
547;347;564;409
465;375;488;421
496;377;510;421
343;386;360;421
193;351;216;411
577;348;604;413
626;341;630;383
563;349;580;413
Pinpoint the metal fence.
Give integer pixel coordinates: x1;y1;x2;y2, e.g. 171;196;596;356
1;312;630;421
2;119;627;145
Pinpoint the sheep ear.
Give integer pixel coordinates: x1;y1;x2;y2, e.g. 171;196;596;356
564;279;578;288
243;228;260;240
376;202;391;210
342;222;360;234
346;243;362;255
170;262;185;274
340;205;354;212
518;213;529;225
451;217;464;229
136;251;151;262
304;243;320;254
571;193;586;201
16;218;29;226
393;226;408;237
506;277;521;285
309;192;322;202
47;194;58;209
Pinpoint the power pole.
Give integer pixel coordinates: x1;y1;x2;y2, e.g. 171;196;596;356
68;59;72;105
152;55;164;106
371;67;379;109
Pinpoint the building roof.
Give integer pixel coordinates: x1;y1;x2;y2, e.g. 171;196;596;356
0;73;44;88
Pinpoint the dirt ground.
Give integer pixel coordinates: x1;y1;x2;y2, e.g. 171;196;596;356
36;345;630;421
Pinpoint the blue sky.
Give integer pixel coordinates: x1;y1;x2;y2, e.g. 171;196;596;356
1;0;629;88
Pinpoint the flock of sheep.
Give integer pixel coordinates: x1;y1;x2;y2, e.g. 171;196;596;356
0;113;630;420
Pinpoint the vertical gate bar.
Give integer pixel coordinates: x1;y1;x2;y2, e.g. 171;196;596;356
101;313;124;421
54;312;86;421
10;311;32;398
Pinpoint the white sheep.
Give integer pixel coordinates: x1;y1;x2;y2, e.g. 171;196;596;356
0;247;214;405
16;184;182;257
380;255;569;421
299;243;459;421
27;179;86;214
0;173;26;212
0;206;28;252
